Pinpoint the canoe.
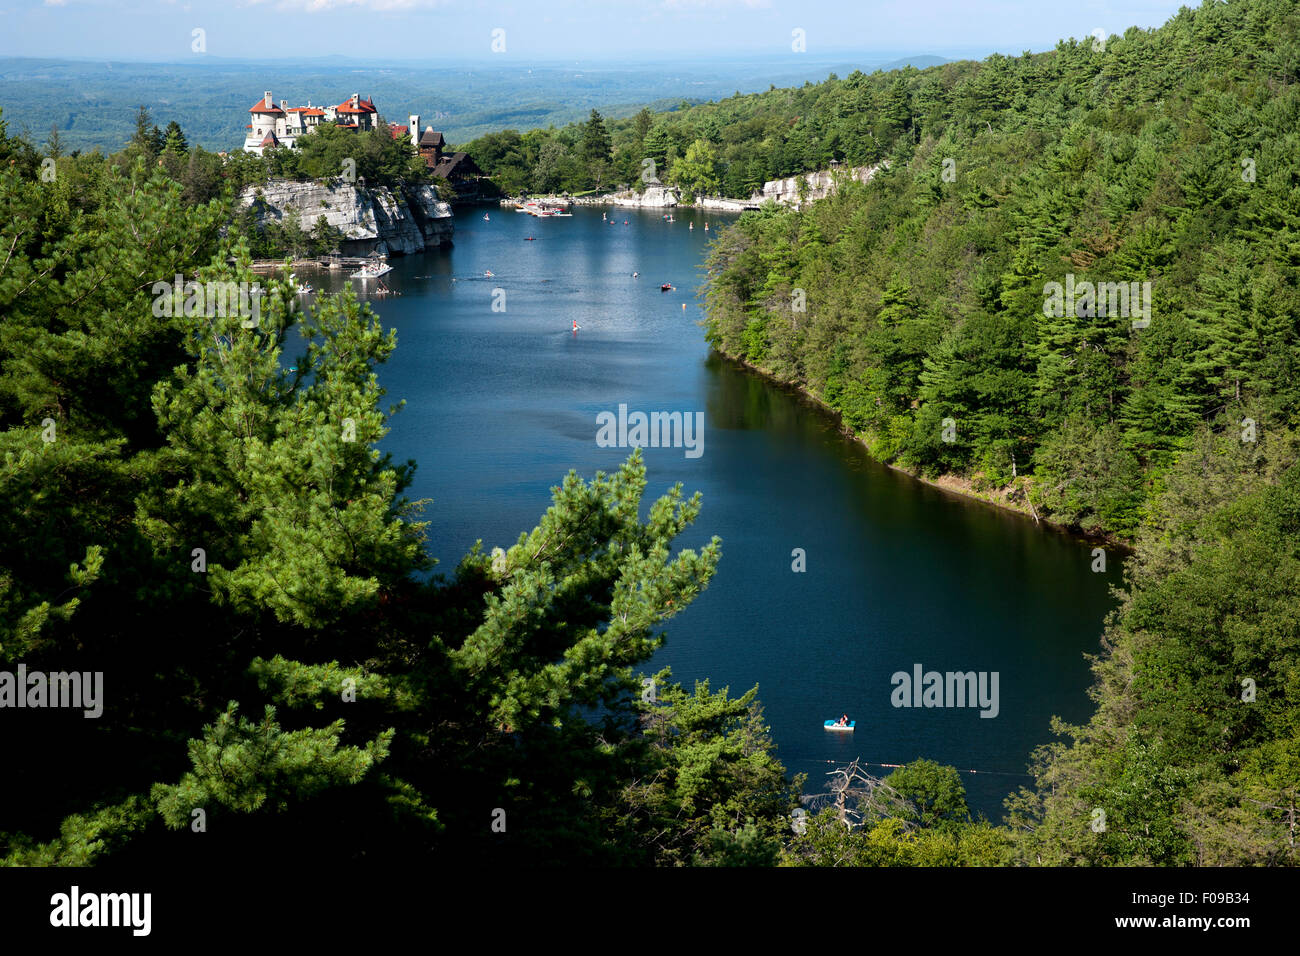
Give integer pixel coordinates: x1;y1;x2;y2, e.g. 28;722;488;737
824;720;855;731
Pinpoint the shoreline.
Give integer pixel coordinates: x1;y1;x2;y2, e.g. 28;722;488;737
712;348;1135;554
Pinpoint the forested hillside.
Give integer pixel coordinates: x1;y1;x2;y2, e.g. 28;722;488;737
705;0;1300;537
460;58;963;197
703;0;1300;864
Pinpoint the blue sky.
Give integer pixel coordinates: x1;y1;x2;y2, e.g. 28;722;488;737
2;0;1196;61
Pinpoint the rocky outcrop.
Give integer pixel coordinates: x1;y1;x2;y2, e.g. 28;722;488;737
560;184;681;208
755;164;882;208
239;178;453;256
695;196;757;212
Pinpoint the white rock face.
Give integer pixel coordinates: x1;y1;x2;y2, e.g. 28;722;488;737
757;165;881;208
239;178;453;256
574;184;680;208
695;196;755;212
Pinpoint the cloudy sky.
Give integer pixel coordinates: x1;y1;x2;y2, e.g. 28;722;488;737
3;0;1193;61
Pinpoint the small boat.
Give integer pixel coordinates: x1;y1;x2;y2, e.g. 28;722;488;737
824;720;855;732
484;270;495;277
660;283;674;292
295;282;315;294
689;223;694;230
572;318;579;332
484;213;490;221
525;236;537;241
350;261;392;280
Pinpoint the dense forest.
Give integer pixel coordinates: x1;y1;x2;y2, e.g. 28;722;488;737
703;0;1300;863
2;0;1297;868
458;59;986;198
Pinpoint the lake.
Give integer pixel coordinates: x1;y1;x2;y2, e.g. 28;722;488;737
310;203;1119;820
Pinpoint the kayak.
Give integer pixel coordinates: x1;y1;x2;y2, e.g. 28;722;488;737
824;720;855;731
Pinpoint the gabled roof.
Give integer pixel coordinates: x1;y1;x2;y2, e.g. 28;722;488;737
419;128;445;148
249;96;284;115
260;131;279;147
388;125;409;140
336;96;377;114
432;151;479;179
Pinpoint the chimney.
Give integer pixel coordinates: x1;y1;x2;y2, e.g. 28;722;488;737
351;93;359;109
264;90;272;109
281;99;287;111
409;114;420;148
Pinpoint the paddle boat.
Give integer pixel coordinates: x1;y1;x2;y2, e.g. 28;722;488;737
824;719;855;732
660;283;674;292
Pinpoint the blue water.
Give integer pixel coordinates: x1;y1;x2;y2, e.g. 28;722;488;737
307;204;1118;820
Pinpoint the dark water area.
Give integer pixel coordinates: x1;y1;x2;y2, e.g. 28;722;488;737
304;203;1120;820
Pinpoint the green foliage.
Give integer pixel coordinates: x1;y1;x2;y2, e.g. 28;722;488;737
669;138;722;199
294;120;430;188
703;0;1300;538
151;703;393;825
613;677;800;865
1009;456;1300;865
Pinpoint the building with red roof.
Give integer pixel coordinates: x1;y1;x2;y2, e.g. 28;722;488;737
243;90;384;155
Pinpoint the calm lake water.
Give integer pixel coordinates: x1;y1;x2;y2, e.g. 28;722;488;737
308;204;1119;820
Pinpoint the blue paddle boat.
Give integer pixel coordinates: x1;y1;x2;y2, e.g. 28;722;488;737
824;719;855;732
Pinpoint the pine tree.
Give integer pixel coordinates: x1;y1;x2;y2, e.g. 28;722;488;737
161;120;188;155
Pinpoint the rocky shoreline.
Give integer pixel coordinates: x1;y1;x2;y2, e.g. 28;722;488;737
499;162;885;213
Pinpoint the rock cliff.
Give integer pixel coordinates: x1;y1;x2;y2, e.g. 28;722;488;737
756;164;881;207
239;178;454;256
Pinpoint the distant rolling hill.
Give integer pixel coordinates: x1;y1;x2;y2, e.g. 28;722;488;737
0;54;952;154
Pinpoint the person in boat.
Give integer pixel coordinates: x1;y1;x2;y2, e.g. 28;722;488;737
838;714;849;726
